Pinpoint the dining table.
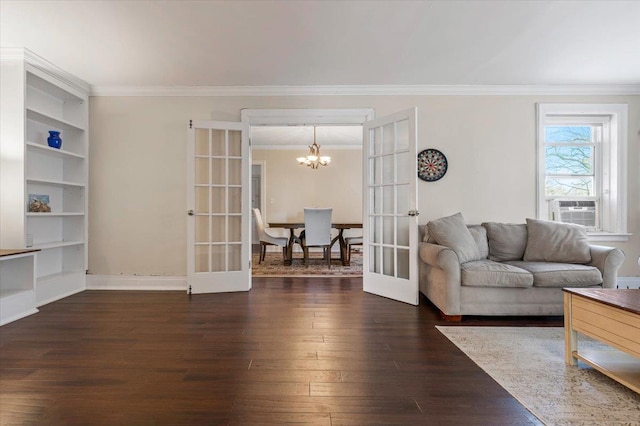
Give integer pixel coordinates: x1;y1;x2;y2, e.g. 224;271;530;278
268;222;362;266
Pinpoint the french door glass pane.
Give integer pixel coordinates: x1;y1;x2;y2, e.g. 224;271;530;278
370;245;380;273
382;123;395;154
382;155;394;184
211;159;225;185
195;159;209;184
211;130;225;156
195;187;209;213
370;216;380;243
397;248;409;279
195;216;209;243
383;247;394;276
396;119;409;151
396;184;409;216
228;130;242;156
383;217;394;245
397;217;410;247
211;187;225;213
229;244;241;271
195;245;209;273
211;245;225;272
228;159;242;185
195;129;209;155
211;216;225;242
383;187;394;214
228;188;241;213
228;216;241;243
396;152;411;184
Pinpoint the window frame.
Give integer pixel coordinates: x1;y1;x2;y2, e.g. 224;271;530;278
536;103;629;241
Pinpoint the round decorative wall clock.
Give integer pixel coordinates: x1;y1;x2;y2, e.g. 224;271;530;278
417;149;448;182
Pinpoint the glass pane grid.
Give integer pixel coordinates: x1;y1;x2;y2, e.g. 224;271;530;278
192;126;246;274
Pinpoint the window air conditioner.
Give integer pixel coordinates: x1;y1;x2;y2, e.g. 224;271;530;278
552;200;597;230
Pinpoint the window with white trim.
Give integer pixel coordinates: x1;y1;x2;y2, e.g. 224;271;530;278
537;104;629;240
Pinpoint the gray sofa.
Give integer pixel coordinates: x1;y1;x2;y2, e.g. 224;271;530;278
419;213;625;320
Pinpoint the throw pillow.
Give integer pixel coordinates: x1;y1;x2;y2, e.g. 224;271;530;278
523;218;591;264
427;212;482;263
468;225;489;260
422;224;430;243
482;222;528;261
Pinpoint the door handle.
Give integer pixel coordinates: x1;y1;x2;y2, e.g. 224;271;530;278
187;210;194;216
408;210;420;217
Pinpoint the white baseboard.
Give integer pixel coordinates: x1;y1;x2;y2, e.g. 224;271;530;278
86;275;187;291
617;277;640;289
83;273;639;291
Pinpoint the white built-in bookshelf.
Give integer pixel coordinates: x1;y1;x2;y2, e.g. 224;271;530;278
1;48;89;314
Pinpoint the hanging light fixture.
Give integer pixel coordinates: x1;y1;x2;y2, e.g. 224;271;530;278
296;126;331;169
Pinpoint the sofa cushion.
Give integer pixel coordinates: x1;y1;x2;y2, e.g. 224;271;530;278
461;260;533;288
504;261;602;288
427;212;482;263
468;225;489;259
481;222;527;261
523;218;591;264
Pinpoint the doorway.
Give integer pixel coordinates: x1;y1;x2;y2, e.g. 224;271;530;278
243;109;373;277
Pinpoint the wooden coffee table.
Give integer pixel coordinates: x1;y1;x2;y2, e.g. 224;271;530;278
563;288;640;393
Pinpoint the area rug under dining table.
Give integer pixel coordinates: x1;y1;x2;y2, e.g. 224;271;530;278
252;251;363;277
437;326;640;425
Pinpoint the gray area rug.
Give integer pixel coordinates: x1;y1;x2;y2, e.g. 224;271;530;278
436;326;640;425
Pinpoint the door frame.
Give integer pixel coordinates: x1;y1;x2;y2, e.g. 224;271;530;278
242;108;375;266
241;109;375;127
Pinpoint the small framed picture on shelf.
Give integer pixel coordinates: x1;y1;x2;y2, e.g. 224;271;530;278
28;194;51;213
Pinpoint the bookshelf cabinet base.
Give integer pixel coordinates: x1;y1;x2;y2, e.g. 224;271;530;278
0;250;39;326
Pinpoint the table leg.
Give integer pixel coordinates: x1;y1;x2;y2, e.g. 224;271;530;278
285;229;296;265
338;229;349;266
564;292;578;366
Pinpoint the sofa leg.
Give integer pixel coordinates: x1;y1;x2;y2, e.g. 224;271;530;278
440;312;462;322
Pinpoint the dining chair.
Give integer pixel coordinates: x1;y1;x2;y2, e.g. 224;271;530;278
253;208;289;264
344;236;363;263
300;208;333;268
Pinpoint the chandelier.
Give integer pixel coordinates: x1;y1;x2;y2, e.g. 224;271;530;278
296;127;331;169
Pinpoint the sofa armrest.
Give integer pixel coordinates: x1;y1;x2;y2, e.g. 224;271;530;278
419;242;462;315
588;245;625;289
419;242;461;271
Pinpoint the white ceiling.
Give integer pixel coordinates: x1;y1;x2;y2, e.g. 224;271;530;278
2;0;640;90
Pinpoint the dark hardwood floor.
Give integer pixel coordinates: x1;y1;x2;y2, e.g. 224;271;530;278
0;277;561;425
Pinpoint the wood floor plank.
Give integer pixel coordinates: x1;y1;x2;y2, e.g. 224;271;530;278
0;277;560;424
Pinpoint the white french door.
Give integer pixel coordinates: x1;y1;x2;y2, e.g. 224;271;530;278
363;108;419;305
186;121;251;294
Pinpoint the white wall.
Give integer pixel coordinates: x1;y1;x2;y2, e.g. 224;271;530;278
89;94;640;277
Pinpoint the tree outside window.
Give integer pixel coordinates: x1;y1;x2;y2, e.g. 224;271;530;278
544;126;595;197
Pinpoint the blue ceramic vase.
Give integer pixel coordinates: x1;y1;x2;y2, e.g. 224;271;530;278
47;131;62;149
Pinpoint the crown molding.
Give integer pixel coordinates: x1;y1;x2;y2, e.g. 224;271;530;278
1;47;91;95
90;84;640;97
